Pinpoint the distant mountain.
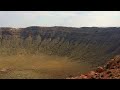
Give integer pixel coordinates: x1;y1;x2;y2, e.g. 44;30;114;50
0;26;120;67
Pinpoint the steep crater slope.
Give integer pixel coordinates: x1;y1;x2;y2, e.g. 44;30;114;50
0;26;120;67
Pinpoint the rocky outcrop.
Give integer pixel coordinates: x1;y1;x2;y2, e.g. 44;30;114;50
67;55;120;79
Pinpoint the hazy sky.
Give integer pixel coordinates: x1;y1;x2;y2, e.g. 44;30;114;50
0;11;120;28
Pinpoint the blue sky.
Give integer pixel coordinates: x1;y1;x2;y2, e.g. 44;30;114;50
0;11;120;28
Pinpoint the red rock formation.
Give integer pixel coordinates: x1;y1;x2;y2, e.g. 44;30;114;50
67;55;120;79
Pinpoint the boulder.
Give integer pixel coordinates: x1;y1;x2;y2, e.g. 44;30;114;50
89;71;96;76
96;66;104;73
79;74;88;79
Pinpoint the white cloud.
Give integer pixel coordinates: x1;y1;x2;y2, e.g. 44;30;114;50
0;11;120;27
64;11;120;27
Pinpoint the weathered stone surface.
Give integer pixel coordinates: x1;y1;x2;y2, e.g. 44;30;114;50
96;67;104;73
67;55;120;79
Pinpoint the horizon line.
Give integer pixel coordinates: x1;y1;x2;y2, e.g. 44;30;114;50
1;26;120;29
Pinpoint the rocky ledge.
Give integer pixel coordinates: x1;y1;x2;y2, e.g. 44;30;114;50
67;55;120;79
